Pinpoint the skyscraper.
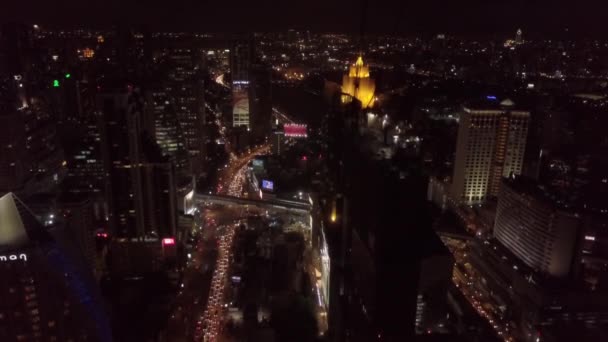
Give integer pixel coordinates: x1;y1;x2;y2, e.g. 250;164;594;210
341;56;375;109
166;48;206;175
97;83;176;239
0;192;111;341
494;177;579;277
451;98;529;205
230;37;254;129
147;88;189;176
0;86;65;197
249;63;272;143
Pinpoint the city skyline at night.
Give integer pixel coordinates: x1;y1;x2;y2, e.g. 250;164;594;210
1;3;608;342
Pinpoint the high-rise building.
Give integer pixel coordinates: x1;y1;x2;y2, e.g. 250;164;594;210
249;63;272;143
230;37;254;129
96;84;177;239
0;89;65;197
166;48;206;175
494;177;580;277
451;99;529;205
147;88;189;175
0;192;111;341
322;95;433;341
341;56;375;109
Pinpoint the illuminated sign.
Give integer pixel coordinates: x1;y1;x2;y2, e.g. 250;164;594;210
53;80;60;88
252;159;264;168
162;238;176;246
0;253;27;262
486;95;497;100
284;123;307;138
261;180;274;191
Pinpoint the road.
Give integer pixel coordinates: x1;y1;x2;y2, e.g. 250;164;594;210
194;144;269;342
445;238;517;342
217;144;270;196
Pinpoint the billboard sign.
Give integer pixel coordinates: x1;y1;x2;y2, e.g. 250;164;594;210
284;123;307;138
252;159;264;171
261;180;274;191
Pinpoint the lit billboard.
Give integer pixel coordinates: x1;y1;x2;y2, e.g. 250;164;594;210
284;123;307;138
261;180;274;191
232;85;250;127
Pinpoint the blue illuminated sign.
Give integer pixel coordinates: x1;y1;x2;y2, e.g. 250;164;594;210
262;180;274;191
486;95;497;100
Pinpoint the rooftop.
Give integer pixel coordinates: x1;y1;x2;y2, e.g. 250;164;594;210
464;96;527;112
0;192;51;251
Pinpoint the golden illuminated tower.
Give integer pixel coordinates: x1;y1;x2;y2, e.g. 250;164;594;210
342;56;375;108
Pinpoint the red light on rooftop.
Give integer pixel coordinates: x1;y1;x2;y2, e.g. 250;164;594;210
162;237;176;246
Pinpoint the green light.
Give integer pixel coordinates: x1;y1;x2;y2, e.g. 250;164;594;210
53;80;60;87
65;73;71;79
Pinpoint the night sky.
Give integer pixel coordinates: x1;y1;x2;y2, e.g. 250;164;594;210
3;0;607;37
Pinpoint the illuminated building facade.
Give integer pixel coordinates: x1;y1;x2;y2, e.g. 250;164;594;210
341;56;375;109
494;178;579;277
451;99;529;205
230;38;254;128
148;89;189;176
0;192;111;341
166;48;206;175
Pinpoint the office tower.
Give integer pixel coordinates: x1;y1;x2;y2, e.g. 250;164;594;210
451;99;529;205
230;37;254;128
494;177;579;277
322;95;429;341
97;84;146;237
166;48;206;175
249;63;272;143
0;192;111;341
97;83;176;240
147;88;189;175
0;89;65;196
341;56;375;109
62;118;105;196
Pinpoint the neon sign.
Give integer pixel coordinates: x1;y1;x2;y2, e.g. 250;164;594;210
0;253;27;262
162;238;175;246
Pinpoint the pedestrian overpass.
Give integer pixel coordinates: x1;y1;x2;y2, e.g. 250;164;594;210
185;191;312;215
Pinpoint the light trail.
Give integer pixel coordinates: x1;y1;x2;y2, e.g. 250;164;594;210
197;144;269;342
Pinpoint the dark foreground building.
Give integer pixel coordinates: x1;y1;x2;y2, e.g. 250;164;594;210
0;192;111;341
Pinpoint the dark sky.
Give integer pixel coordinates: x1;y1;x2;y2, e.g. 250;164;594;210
3;0;607;37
